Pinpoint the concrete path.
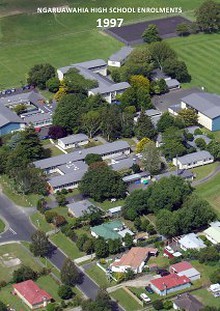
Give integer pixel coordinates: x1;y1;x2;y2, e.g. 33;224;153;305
74;253;96;264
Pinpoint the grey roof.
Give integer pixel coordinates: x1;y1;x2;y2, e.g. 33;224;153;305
0;105;25;127
176;151;213;165
67;200;95;218
111;157;136;171
90;82;130;95
178;267;200;279
58;133;89;145
169;103;182;113
166;78;180;88
123;171;150;183
181;92;220;119
48;168;87;188
154;169;194;181
145;109;162;117
151;69;169;80
0;91;44;106
185;126;200;134
21;112;52;124
109;46;133;62
58;59;107;75
187;135;211;149
57;161;88;174
34;140;130;170
174;293;204;311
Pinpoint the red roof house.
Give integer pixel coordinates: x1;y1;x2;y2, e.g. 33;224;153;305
150;274;191;296
170;261;201;281
13;280;52;309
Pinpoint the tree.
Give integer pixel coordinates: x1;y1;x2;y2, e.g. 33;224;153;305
178;108;198;126
79;166;126;202
142;141;161;174
149;41;177;70
142;24;161;43
157;79;168;94
120;111;134;138
45;210;58;223
48;125;67;139
130;75;150;92
108;239;122;254
195;0;220;33
54;85;68;102
0;302;7;311
64;68;98;94
156;209;178;238
94;238;109;258
27;63;56;89
61;258;80;286
30;230;52;257
136;137;151;153
161;127;186;159
163;58;191;83
135;112;156;140
53;93;88;131
76;234;88;251
198;246;219;264
120;86;152;111
13;265;37;283
85;153;103;165
111;68;121;82
54;215;67;227
176;23;191;36
131;163;141;173
210;268;220;284
81;110;102;138
100;105;122;141
123;189;151;220
56;194;67;206
207;140;220;160
195;137;207;150
13;103;27;115
157;112;175;132
58;285;73;299
46;77;60;93
82;239;95;254
152;299;164;310
123;233;133;248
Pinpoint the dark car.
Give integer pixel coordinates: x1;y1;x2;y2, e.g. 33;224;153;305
156;269;170;277
145;286;154;294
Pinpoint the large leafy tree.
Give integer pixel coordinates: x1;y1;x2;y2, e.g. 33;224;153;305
48;125;67;139
163;58;191;82
149;41;177;70
120;86;152;111
178;108;198;126
13;265;37;283
134;112;156;140
61;258;80;286
46;77;60;93
142;141;162;174
130;75;150;92
161;126;186;159
79;166;126;202
123;189;151;220
64;68;98;94
100;105;122;141
81;110;102;138
195;0;220;32
157;112;175;132
94;238;109;258
156;209;178;238
142;24;161;43
30;230;52;257
27;63;56;89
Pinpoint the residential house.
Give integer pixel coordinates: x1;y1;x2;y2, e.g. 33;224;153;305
209;283;220;297
108;206;122;217
134;109;162;126
91;220;133;240
122;171;151;185
178;233;206;251
181;92;220;131
57;134;89;150
13;280;52;309
154;169;194;182
173;151;214;169
173;293;204;311
151;68;180;90
67;200;96;218
108;46;133;67
169;261;201;281
150;274;191;296
110;247;158;274
203;221;220;245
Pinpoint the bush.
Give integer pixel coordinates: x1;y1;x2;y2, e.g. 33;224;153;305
61;188;68;195
163;300;173;310
0;301;7;311
194;128;202;135
152;299;164;310
58;285;73;299
0;280;7;288
54;215;67;227
45;210;58;223
210;268;220;284
13;265;37;283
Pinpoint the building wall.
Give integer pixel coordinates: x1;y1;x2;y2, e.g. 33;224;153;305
205;234;218;245
57;69;64;80
173;157;214;169
212;116;220;131
197;112;212;131
0;122;24;136
57;139;89;150
92;67;107;76
13;288;51;309
151;282;191;296
108;60;121;67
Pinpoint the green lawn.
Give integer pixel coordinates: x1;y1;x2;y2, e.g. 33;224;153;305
0;175;41;207
44;145;65;157
192;162;219;181
0;285;30;311
0;243;41;282
30;212;53;232
196;172;220;216
191;260;219;286
0;218;6;233
50;231;84;260
193;288;220;308
0;0;219;88
85;264;116;288
168;33;220;94
111;288;142;311
36;275;61;302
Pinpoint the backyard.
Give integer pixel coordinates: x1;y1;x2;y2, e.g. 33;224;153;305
111;287;143;311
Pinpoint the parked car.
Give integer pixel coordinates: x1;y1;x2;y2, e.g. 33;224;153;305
156;269;170;277
145;286;154;294
140;293;151;303
165;246;174;254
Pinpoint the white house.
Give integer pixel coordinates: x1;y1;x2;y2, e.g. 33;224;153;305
203;221;220;245
178;233;206;251
110;247;158;274
57;134;89;150
173;151;214;169
108;46;133;67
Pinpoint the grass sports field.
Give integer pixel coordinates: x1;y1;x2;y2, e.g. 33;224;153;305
0;0;220;89
168;33;220;94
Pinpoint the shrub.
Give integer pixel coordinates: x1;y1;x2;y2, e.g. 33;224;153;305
45;210;58;223
152;299;164;310
194;128;202;135
58;285;73;299
163;300;173;310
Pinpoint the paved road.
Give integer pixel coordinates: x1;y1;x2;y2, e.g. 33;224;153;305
0;192;122;309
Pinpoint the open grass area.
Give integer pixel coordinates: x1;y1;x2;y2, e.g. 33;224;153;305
36;275;61;302
44;145;65;157
111;288;142;311
0;243;41;282
0;285;30;310
193;288;220;308
168;33;220;94
1;0;219;88
196;172;220;216
85;264;116;288
50;231;84;260
191;260;218;286
30;211;53;232
0;175;41;207
0;218;6;233
192;162;219;181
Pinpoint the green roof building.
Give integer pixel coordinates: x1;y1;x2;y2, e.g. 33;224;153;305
91;220;124;240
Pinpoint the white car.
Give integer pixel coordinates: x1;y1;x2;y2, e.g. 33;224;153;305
165;246;174;254
140;293;151;303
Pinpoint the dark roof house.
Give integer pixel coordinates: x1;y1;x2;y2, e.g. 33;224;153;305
173;293;204;311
